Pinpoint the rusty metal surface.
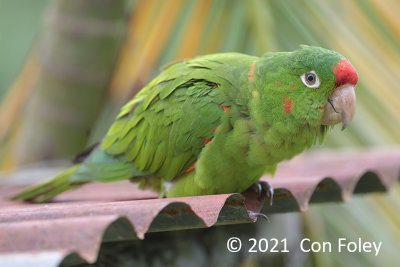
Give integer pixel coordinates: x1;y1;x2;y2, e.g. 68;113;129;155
0;148;399;265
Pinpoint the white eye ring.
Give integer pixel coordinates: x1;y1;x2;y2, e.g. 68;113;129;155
300;70;320;88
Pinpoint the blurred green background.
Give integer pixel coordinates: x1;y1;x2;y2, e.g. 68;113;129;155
0;0;48;99
0;0;399;266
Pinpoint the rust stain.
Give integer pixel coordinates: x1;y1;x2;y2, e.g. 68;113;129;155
223;196;245;208
161;206;193;217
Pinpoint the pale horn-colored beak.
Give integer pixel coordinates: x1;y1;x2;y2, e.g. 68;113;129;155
320;83;356;130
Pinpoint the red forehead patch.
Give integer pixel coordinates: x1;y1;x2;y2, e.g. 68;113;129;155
332;58;358;87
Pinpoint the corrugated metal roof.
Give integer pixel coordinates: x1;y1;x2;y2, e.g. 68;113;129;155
0;148;399;265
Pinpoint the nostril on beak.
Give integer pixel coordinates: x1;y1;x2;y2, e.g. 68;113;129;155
320;84;356;128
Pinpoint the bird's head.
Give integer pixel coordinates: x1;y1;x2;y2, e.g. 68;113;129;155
259;45;358;131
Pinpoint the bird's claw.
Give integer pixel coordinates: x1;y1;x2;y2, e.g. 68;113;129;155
250;181;274;205
247;210;270;222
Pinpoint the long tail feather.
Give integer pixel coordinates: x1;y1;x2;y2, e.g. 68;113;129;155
12;164;84;203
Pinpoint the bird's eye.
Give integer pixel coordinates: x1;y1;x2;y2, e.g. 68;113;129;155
307;73;315;83
300;70;320;88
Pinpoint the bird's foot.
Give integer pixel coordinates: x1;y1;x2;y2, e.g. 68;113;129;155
250;181;274;205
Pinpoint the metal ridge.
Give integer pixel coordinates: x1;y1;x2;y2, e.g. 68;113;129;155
0;148;399;265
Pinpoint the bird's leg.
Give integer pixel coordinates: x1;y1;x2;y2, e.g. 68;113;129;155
249;181;274;205
245;181;274;222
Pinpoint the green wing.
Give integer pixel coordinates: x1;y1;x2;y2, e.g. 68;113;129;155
12;53;258;201
100;55;241;181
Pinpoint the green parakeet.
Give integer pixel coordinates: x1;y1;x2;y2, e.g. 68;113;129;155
13;46;358;203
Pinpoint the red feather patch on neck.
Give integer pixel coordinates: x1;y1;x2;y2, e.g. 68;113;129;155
282;97;293;114
333;59;358;88
248;62;256;82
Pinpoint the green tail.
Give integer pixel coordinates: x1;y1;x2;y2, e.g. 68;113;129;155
12;164;83;203
12;147;152;203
